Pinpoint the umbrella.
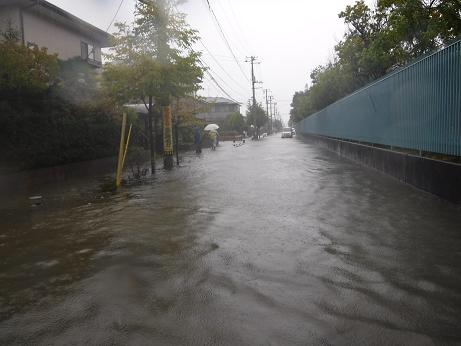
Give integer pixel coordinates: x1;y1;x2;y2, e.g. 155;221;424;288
204;124;219;131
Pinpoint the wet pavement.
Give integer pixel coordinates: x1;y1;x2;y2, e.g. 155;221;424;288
1;136;461;345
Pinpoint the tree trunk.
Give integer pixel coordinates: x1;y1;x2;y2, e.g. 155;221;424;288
144;115;149;149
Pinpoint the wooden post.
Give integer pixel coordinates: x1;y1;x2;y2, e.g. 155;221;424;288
116;113;127;188
121;124;133;171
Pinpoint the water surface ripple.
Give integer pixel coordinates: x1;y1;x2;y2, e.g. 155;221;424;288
1;137;461;345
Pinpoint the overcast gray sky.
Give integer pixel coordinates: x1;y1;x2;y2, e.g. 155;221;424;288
48;0;371;124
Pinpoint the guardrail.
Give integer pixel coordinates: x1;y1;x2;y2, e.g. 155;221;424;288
296;39;461;157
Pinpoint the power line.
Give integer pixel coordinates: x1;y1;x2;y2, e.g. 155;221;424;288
185;47;243;103
202;64;241;104
202;60;247;99
225;0;252;54
199;40;248;93
195;54;241;103
204;0;250;82
171;3;243;104
106;0;125;32
213;0;248;57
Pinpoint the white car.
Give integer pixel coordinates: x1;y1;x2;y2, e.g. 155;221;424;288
281;127;293;138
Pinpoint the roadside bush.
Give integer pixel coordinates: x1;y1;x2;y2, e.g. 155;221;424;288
0;97;120;170
0;32;121;171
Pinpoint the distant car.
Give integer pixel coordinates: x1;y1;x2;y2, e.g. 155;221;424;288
281;127;293;138
291;128;296;136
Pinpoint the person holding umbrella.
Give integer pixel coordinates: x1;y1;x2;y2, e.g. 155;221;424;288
204;124;219;151
209;130;218;150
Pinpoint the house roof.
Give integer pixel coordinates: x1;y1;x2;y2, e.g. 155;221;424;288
0;0;112;47
203;97;241;105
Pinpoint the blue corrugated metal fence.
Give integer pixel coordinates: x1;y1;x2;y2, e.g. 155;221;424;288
296;39;461;157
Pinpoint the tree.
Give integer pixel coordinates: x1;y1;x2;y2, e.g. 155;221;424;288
377;0;460;55
225;112;245;133
0;31;59;98
246;102;267;139
290;0;461;124
103;0;203;171
273;119;283;132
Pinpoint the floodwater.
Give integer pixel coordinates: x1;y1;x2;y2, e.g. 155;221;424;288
1;136;461;345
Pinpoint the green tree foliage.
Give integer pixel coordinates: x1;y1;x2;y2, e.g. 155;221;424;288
103;0;203;109
290;0;461;124
224;112;245;133
246;102;267;138
273;119;283;132
0;35;59;98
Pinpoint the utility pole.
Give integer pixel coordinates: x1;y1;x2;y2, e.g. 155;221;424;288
264;89;271;134
246;56;260;106
269;96;274;132
157;4;173;170
246;56;262;139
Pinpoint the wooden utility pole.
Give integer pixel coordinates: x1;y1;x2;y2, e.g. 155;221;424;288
246;56;260;107
269;96;274;131
157;5;174;170
264;89;272;134
174;108;180;166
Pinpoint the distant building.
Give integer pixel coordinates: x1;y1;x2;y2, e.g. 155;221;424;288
0;0;112;67
195;97;241;124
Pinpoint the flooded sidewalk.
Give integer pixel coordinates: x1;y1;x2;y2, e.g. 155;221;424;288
1;137;461;345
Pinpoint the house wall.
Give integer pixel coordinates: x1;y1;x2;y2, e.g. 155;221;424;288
196;111;233;123
196;103;241;124
215;104;238;113
0;5;101;62
0;6;20;36
22;9;101;61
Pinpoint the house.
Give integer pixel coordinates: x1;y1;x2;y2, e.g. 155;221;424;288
0;0;112;66
195;97;241;124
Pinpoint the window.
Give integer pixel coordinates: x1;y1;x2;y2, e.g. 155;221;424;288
81;41;88;60
81;42;96;61
88;44;95;61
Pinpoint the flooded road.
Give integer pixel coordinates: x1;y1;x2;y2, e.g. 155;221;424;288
1;136;461;345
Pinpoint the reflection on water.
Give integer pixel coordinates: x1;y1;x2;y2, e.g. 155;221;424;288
1;139;461;345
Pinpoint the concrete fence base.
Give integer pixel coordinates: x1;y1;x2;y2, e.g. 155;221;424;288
301;134;461;204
